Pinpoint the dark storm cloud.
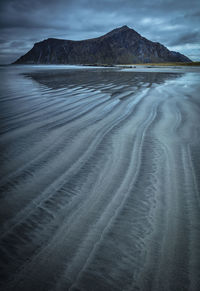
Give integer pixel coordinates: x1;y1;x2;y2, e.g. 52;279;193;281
0;0;199;63
169;31;200;46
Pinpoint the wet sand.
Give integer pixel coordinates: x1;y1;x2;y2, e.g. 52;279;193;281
0;65;200;291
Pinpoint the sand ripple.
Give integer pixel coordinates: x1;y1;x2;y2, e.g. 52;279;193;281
0;66;200;291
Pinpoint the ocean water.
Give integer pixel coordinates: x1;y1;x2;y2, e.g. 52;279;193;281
0;65;200;291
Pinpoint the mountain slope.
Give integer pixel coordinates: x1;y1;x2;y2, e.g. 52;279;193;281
13;25;191;64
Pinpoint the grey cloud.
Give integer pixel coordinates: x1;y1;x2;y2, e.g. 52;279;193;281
169;32;200;46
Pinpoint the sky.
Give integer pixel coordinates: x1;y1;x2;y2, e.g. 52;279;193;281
0;0;200;64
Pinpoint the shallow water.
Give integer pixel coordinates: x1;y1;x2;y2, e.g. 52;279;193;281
0;65;200;291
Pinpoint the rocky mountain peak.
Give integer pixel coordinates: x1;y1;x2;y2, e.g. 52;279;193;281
13;26;192;64
103;25;140;38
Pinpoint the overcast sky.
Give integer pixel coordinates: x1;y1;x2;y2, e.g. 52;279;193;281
0;0;199;64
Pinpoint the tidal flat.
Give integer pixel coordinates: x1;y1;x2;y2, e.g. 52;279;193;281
0;65;200;291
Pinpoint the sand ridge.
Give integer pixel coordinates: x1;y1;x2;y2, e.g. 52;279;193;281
0;66;200;291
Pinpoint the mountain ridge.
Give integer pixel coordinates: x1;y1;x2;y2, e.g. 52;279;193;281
13;25;191;64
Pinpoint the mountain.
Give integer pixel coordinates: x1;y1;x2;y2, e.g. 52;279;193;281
13;25;191;64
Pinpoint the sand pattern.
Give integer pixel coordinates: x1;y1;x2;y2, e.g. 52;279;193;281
0;66;200;291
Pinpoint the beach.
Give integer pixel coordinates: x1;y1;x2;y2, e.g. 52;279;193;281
0;65;200;291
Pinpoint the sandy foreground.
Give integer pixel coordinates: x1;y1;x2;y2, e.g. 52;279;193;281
0;65;200;291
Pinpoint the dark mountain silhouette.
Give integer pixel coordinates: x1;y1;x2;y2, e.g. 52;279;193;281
13;25;191;64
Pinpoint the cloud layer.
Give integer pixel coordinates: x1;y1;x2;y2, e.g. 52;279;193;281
0;0;199;63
